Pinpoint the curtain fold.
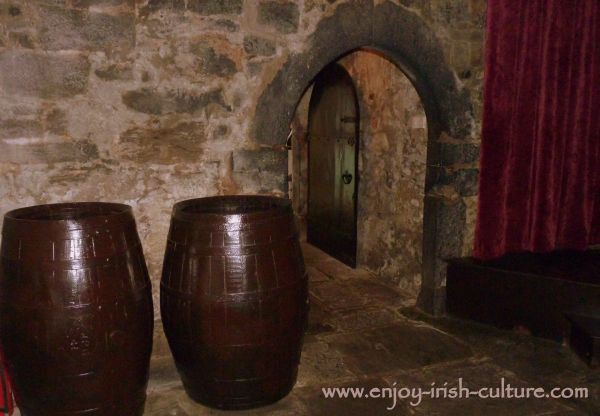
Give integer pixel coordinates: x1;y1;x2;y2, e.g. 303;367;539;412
474;0;600;259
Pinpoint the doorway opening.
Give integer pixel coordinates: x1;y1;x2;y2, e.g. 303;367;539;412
306;63;359;267
289;49;428;297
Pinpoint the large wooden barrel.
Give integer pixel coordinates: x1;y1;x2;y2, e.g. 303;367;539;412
161;195;308;410
0;203;154;416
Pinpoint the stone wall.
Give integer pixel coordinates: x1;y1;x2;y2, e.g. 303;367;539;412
0;0;485;314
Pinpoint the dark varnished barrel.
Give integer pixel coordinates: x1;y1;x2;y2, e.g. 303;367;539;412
161;195;308;410
0;203;154;416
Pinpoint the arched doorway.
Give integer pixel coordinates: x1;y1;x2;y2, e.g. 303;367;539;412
290;50;428;298
253;1;475;314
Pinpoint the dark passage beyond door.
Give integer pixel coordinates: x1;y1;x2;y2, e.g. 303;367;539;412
307;63;359;267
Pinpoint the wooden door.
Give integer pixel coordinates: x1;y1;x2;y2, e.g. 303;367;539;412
307;63;359;267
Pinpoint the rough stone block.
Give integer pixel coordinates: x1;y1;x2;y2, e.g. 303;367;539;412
258;1;299;34
45;108;68;135
168;89;230;114
432;0;471;26
243;35;276;57
440;168;479;196
0;3;23;17
38;5;135;52
439;142;480;166
121;88;162;115
121;88;230;115
232;148;287;174
191;44;237;77
118;121;207;164
70;0;135;7
462;195;478;256
0;107;67;139
94;63;133;81
451;40;471;72
469;0;487;28
232;167;286;191
187;0;242;15
0;50;89;98
435;198;466;258
464;144;482;164
232;148;287;193
0;139;98;164
140;0;185;14
214;19;239;32
0;119;43;139
8;31;35;49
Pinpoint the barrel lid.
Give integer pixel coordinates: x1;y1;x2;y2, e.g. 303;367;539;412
2;202;134;236
172;195;292;224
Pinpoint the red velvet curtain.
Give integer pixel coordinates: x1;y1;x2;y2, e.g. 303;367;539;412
474;0;600;259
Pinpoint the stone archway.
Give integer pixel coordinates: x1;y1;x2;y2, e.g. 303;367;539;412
253;0;475;315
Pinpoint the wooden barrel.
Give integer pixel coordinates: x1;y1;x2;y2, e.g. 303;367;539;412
0;203;154;416
161;195;308;410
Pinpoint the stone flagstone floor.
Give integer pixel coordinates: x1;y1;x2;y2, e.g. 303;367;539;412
13;244;600;415
143;244;600;415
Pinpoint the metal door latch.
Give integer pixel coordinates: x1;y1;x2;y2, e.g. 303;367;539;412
342;171;353;184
